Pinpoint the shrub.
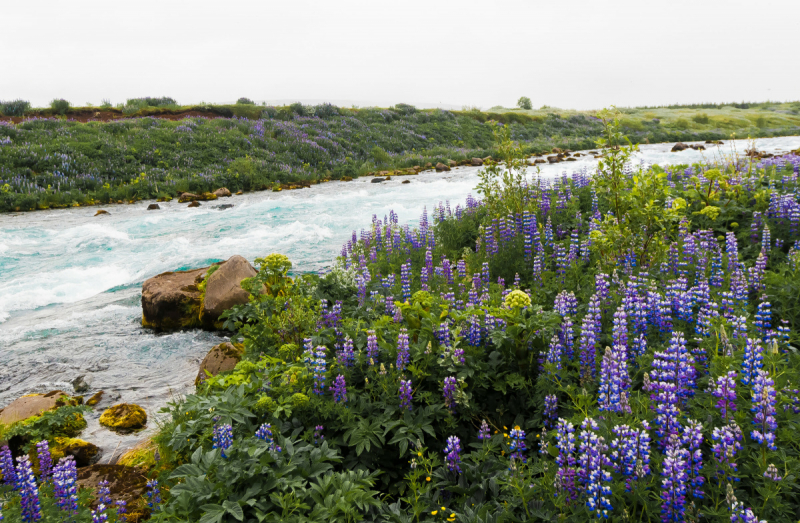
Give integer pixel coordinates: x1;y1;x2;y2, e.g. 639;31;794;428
0;99;30;116
394;103;417;115
517;96;532;110
289;102;308;116
49;98;70;115
313;103;339;119
692;112;710;124
237;97;255;105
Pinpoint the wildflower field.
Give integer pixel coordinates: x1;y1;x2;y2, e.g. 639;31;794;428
3;111;800;522
2;100;799;212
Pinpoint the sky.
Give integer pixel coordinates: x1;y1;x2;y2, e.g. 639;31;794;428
2;0;799;110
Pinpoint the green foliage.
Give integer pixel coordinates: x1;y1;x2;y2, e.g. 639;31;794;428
0;99;30;116
516;97;532;110
236;97;255;105
50;98;71;115
0;404;89;452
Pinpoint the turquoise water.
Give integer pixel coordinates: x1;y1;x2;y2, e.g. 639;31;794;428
1;137;798;454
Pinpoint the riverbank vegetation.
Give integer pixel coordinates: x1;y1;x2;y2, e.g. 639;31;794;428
1;110;800;522
1;99;799;212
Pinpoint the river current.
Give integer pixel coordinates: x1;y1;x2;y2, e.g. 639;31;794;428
1;137;798;456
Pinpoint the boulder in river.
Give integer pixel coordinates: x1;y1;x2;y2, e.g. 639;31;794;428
72;375;91;393
94;210;109;216
435;163;451;172
671;142;689;152
213;204;234;210
447;160;457;167
371;177;386;183
0;390;72;426
471;157;483;166
213;187;232;197
402;180;411;184
147;203;160;210
86;391;104;406
200;255;258;327
196;342;244;386
99;403;147;431
187;201;201;208
547;156;560;164
54;437;101;467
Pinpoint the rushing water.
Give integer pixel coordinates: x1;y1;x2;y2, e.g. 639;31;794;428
1;136;798;456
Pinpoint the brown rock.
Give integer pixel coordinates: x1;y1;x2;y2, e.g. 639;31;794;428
200;255;259;327
95;210;109;216
447;160;457;167
141;265;214;330
0;391;69;426
566;157;577;161
196;342;244;385
471;157;484;166
57;438;100;467
435;163;451;172
147;204;160;210
188;201;201;208
178;192;201;202
535;159;546;164
424;162;433;168
402;180;411;184
690;144;706;151
213;187;232;197
100;404;147;431
236;190;243;195
482;156;492;161
671;142;689;152
77;465;149;521
86;391;104;406
547;156;561;164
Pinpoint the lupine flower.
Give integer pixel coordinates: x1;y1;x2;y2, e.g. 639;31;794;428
711;423;743;481
331;374;347;403
400;263;411;300
555;419;577;500
35;441;52;482
444;436;462;473
730;501;767;523
16;455;41;522
544;394;558;429
338;336;355;367
598;345;631;414
741;338;763;386
366;330;378;363
1;445;17;487
399;379;413;410
91;504;108;523
763;463;782;481
314;425;324;446
97;479;112;504
478;420;491;440
396;328;410;370
708;371;737;422
546;334;564;371
52;456;78;515
313;346;327;395
256;423;281;452
750;370;777;450
661;446;690;523
114;500;127;522
443;376;457;411
682;420;704;499
508;426;527;464
146;480;162;511
754;298;772;341
213;424;233;457
577;418;612;518
393;305;403;323
610;423;651;491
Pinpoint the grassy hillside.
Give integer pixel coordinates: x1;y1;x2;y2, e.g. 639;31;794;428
1;100;799;212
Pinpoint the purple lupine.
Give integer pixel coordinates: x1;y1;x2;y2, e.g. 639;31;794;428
97;479;112;504
35;441;52;482
313;346;327;395
730;500;767;523
400;263;411;301
577;418;612;518
749;253;767;293
750;370;777;450
555;419;577;500
554;290;578;316
711;423;743;481
660;446;690;523
546;334;564;371
610;423;651;491
478;420;491;440
741;338;763;386
764;463;782;481
338;336;356;367
444;436;462;473
544;394;558;429
91;504;107;523
708;371;737;422
682;420;704;499
146;480;162;511
561;315;575;360
366;330;378;363
399;379;413;410
436;321;451;348
443;376;457;411
754;298;772;341
313;425;324;446
598;345;631;414
393;305;403;323
52;456;78;515
0;445;16;488
213;424;233;457
256;423;281;452
396;328;410;371
508;426;527;464
114;500;127;522
16;455;41;522
330;374;347;403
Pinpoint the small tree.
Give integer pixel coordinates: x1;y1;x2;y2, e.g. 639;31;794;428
50;99;71;115
517;96;532;110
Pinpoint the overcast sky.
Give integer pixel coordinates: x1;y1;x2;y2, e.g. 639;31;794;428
2;0;798;110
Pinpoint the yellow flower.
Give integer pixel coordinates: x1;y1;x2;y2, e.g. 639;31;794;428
441;507;446;511
418;452;422;457
426;477;431;482
514;425;521;431
431;511;438;516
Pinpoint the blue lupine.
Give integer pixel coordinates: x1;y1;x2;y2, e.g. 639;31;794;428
256;423;281;452
399;379;413;410
443;376;457;411
444;436;462;473
708;371;737;422
52;456;78;515
212;424;233;457
741;338;763;386
544;394;558;429
313;346;328;395
555;419;577;500
396;328;410;370
91;504;107;523
682;420;704;499
610;423;651;491
509;426;527;464
578;418;612;518
331;374;347;403
750;370;778;450
16;455;41;522
1;445;17;488
147;480;162;511
478;420;491;440
35;441;52;482
660;446;689;523
97;479;111;504
366;329;378;363
711;423;743;481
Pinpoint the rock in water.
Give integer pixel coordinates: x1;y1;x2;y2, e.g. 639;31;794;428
200;255;258;327
188;201;201;207
402;180;411;184
671;142;689;152
213;187;232;197
95;210;109;216
72;375;91;393
141;266;211;330
435;163;451;172
371;178;385;183
147;203;160;210
471;157;483;166
86;391;104;406
0;390;70;425
54;438;101;467
99;404;147;431
214;204;234;210
196;342;244;385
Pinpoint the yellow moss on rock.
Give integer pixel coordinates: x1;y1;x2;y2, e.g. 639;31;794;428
117;438;158;470
99;404;147;431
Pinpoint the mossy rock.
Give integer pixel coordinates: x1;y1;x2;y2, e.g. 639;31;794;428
52;437;101;467
77;464;149;522
99;404;147;431
86;391;104;406
117;438;158;470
